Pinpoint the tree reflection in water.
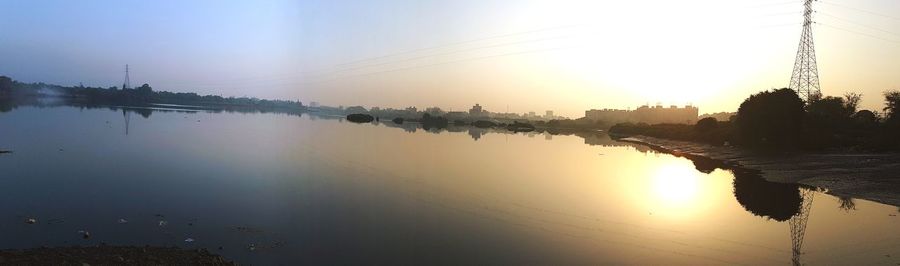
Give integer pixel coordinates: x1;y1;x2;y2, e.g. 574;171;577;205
732;170;802;222
731;169;817;266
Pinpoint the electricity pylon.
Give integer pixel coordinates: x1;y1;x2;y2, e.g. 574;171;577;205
789;0;821;102
123;64;131;90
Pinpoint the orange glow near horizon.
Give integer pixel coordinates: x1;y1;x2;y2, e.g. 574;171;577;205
300;0;900;118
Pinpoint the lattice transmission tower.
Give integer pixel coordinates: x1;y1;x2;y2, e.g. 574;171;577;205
788;0;821;102
123;64;131;90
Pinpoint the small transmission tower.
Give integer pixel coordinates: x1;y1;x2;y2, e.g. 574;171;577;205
122;64;131;90
789;0;821;102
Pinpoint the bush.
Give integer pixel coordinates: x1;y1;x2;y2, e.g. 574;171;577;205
884;90;900;126
694;117;718;133
735;88;805;147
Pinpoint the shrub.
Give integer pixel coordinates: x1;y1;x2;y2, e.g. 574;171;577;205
735;88;805;147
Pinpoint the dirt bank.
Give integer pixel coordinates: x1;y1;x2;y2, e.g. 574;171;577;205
0;245;235;265
618;136;900;207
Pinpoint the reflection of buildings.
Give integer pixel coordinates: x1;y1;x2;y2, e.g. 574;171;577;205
468;128;487;141
585;104;698;125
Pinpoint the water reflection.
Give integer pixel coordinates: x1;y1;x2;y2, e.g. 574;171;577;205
2;105;899;265
732;171;802;222
468;128;487;141
652;164;700;205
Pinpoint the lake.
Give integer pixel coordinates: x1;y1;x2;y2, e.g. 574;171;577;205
1;105;898;265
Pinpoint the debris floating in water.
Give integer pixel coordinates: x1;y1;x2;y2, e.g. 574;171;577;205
78;230;91;239
158;220;168;227
25;218;37;224
248;244;256;251
117;218;129;224
184;238;195;243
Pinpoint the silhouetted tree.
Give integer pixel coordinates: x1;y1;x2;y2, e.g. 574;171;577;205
884;90;900;125
344;106;368;114
805;96;852;133
807;96;848;121
694;117;718;133
0;76;12;98
421;113;448;130
851;110;879;129
735;88;805;147
843;92;862;115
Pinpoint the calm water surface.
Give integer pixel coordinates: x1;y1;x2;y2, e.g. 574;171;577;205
1;106;899;265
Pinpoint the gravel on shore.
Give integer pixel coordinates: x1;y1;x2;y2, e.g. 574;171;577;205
0;245;235;266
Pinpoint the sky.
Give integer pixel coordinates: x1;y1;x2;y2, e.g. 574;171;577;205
1;0;899;117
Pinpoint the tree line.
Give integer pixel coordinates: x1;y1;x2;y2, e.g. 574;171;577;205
0;76;305;112
610;88;900;151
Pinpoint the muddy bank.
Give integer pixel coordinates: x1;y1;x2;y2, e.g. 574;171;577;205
0;245;235;265
618;135;900;207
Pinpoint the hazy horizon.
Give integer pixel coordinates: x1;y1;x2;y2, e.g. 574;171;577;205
2;0;899;117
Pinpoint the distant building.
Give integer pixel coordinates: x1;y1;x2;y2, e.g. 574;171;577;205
585;104;698;125
545;110;554;119
469;104;486;116
584;108;632;124
309;101;320;108
632;104;698;124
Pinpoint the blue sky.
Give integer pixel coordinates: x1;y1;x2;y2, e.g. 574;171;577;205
2;0;899;116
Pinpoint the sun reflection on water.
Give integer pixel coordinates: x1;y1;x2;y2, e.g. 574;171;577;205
652;164;701;204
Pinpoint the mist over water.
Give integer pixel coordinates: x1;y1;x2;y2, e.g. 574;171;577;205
1;106;898;265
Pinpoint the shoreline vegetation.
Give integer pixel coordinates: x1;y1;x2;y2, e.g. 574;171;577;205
609;88;900;152
346;111;603;135
0;76;306;114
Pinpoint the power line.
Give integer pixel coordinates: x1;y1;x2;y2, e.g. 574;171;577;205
819;1;900;21
818;22;900;45
156;24;583;87
816;11;900;38
160;34;579;89
301;34;576;80
277;45;581;87
746;0;804;9
332;24;582;67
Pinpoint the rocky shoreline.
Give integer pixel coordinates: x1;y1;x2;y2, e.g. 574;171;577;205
618;135;900;207
0;245;235;265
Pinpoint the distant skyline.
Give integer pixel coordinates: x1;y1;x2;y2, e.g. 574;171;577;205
2;0;899;117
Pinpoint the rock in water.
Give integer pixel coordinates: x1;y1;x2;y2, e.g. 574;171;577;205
346;114;374;123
